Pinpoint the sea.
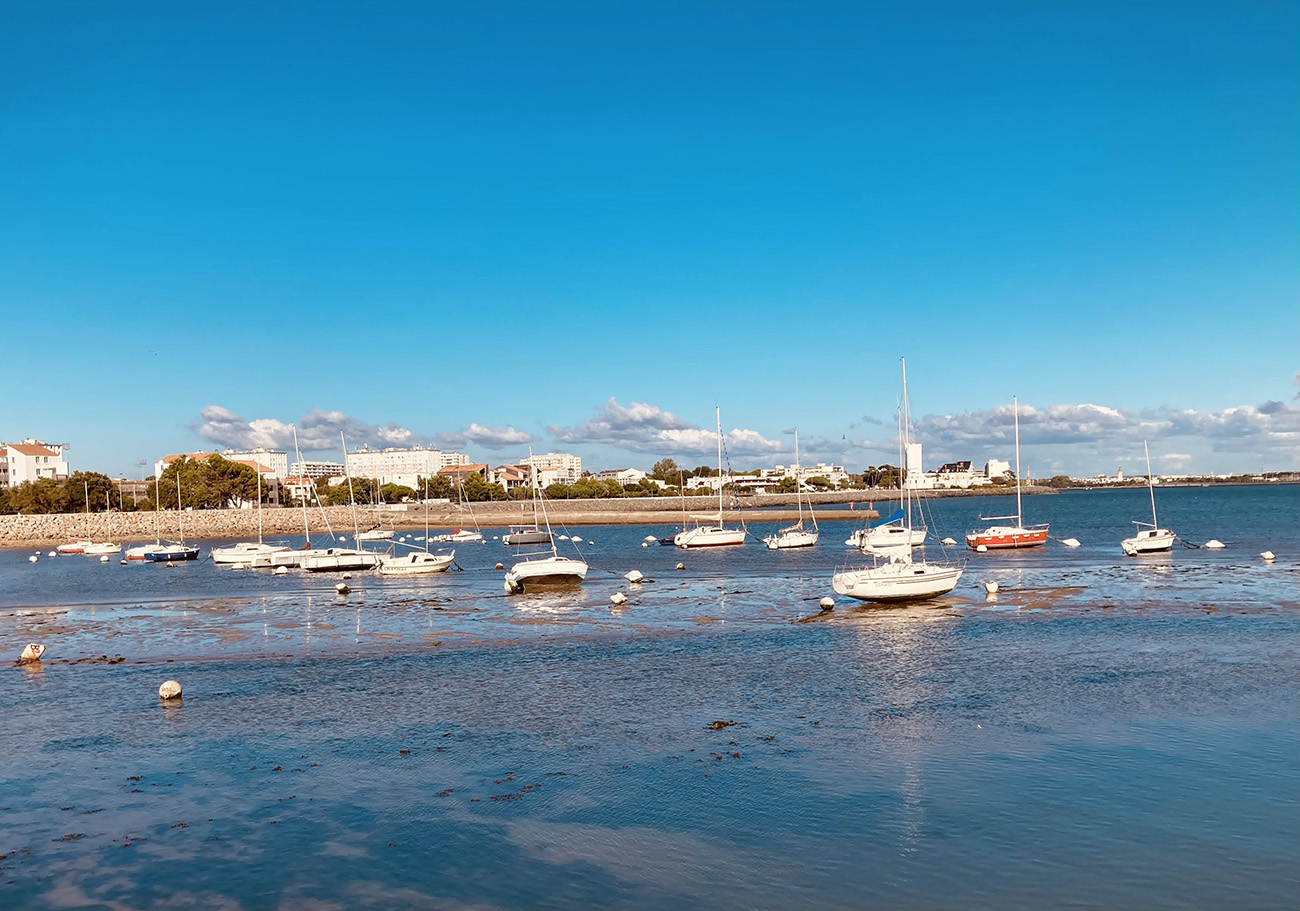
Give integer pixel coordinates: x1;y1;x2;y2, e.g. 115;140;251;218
1;484;1296;909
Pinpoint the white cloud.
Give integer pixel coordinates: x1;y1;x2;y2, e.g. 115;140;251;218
195;406;431;453
436;423;539;451
549;397;785;458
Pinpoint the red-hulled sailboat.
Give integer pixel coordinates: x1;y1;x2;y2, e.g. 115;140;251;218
966;396;1048;550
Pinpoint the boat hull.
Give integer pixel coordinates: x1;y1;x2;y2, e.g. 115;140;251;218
378;551;455;575
965;526;1049;550
503;529;552;546
674;527;746;548
504;556;588;592
81;542;121;556
764;529;818;549
212;542;291;564
832;562;964;602
845;526;927;549
56;542;90;555
1121;529;1175;555
429;529;483;543
143;546;200;562
299;549;381;572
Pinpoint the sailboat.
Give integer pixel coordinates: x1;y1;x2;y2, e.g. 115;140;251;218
763;429;818;549
431;480;485;543
503;449;587;592
60;484;120;555
503;467;552;546
1121;441;1176;555
832;358;964;602
212;469;291;565
845;409;927;551
965;396;1048;550
142;474;199;561
82;492;122;555
379;479;456;575
298;432;381;572
356;481;394;541
674;407;746;548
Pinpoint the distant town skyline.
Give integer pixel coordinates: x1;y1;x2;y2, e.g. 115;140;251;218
3;2;1295;478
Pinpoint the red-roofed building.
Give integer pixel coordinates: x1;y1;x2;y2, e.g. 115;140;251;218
1;439;70;487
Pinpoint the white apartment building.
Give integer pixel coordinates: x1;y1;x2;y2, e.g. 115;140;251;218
222;449;289;479
2;439;70;487
520;452;582;484
289;459;346;480
345;446;469;485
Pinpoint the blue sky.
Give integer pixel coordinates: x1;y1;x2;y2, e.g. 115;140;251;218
2;1;1296;478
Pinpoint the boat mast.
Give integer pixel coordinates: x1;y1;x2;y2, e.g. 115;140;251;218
292;425;311;547
256;468;263;544
1144;440;1158;527
793;430;803;525
105;491;111;541
341;431;361;544
176;473;184;544
1014;395;1023;527
84;481;90;538
716;406;724;525
901;357;913;534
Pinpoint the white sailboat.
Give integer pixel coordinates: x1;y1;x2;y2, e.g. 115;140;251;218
272;429;379;572
832;358;964;602
431;481;485;543
764;429;818;549
674;407;746;548
379;479;455;575
503;449;587;592
1122;441;1176;556
212;470;291;565
60;483;120;555
846;408;926;551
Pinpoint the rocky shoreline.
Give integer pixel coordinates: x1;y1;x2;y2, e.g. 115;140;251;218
0;486;1052;548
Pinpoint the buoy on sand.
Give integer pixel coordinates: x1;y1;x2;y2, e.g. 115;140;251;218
982;580;999;594
159;680;182;701
941;537;957;546
624;570;644;584
19;643;46;663
335;582;350;595
819;597;835;610
676;562;685;571
610;592;628;606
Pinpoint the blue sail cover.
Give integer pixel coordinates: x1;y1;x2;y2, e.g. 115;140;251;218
872;508;905;527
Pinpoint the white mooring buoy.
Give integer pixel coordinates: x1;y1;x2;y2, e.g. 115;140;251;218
610;592;628;606
273;565;289;575
819;597;835;610
159;680;182;701
624;570;644;584
335;582;350;595
28;555;38;563
976;544;988;554
100;555;110;563
1061;538;1081;548
1260;551;1275;562
19;643;46;663
982;580;999;594
1204;540;1225;549
676;562;685;571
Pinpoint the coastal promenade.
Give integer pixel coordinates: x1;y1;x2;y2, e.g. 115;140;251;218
0;487;1053;548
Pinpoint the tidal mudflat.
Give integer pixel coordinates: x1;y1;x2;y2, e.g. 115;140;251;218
2;488;1297;909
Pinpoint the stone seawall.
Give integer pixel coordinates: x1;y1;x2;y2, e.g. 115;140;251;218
0;486;1050;548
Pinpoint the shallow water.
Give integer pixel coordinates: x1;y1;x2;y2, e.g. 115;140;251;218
1;486;1296;908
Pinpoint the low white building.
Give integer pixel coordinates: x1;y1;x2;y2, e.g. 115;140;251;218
2;439;70;487
591;468;650;487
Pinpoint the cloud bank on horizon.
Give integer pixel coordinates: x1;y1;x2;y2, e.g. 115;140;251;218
193;394;1299;475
